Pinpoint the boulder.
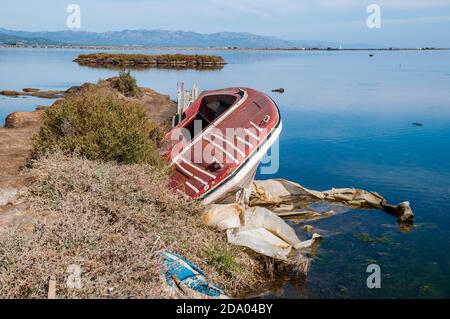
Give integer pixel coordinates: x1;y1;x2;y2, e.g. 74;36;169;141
23;88;40;93
5;110;44;129
0;90;21;97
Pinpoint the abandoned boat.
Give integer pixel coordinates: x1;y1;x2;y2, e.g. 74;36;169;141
164;86;282;204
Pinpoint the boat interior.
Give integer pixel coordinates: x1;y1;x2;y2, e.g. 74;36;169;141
183;94;238;141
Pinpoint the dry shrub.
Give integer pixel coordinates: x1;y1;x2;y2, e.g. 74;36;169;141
0;154;264;298
32;86;164;166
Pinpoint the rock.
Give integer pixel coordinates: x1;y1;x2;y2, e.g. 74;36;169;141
5;110;44;129
0;89;64;99
0;90;21;97
136;87;177;124
304;225;314;232
0;188;19;206
23;88;40;93
31;90;65;99
65;83;96;95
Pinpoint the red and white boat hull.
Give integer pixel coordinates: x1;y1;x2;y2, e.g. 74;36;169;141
164;87;282;204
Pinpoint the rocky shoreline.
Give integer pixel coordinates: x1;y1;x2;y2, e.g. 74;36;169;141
0;88;65;99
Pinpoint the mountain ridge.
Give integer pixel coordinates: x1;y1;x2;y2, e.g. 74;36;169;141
0;27;385;49
0;28;296;48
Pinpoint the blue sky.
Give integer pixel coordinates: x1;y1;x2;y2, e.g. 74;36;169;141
1;0;450;46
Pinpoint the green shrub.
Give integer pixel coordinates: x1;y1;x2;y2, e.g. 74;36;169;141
32;87;164;166
113;70;140;97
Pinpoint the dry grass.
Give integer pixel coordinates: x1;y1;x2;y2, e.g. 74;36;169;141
0;154;264;298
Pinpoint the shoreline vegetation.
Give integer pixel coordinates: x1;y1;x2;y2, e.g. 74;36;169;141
74;53;226;70
0;72;271;298
1;44;449;51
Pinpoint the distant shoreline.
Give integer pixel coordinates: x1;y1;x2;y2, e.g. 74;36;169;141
1;44;449;52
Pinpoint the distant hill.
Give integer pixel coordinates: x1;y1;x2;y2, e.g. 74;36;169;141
0;32;61;45
0;28;296;48
0;28;381;49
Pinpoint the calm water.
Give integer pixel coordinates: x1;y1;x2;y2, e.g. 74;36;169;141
1;48;450;298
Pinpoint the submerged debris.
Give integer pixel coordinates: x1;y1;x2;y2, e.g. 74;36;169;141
250;179;414;226
201;176;415;283
203;177;414;267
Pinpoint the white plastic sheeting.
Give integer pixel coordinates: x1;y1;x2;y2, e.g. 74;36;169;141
203;204;321;260
227;228;292;259
242;207;301;247
202;203;242;231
